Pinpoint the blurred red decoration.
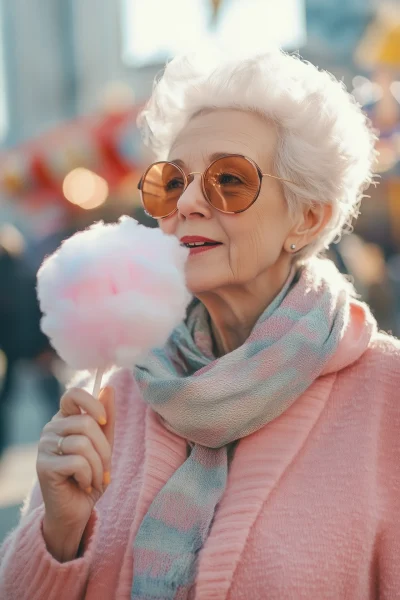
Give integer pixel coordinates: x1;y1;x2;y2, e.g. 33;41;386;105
0;105;144;213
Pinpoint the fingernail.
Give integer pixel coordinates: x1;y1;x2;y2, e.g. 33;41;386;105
85;486;92;494
103;471;111;486
100;386;114;399
98;415;107;426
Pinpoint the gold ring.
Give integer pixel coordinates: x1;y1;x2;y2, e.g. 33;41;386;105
56;436;65;456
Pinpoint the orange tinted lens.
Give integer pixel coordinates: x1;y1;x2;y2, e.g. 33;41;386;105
204;156;260;213
141;162;184;218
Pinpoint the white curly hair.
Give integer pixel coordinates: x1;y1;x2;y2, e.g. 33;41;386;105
137;49;378;258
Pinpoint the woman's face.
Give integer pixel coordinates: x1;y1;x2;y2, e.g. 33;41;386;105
159;109;295;295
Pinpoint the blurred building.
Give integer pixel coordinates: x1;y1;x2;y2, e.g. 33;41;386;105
0;0;308;150
0;0;383;151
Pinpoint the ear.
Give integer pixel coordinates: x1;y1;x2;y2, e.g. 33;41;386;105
285;202;333;252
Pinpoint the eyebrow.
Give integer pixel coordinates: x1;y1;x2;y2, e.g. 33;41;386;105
171;152;234;168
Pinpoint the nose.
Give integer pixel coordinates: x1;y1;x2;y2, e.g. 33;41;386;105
176;173;212;220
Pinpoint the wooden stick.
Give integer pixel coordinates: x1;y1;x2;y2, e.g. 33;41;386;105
92;367;105;399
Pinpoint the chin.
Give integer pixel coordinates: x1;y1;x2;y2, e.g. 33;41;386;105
185;270;223;296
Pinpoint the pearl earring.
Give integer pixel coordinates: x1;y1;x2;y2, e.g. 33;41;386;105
290;244;296;251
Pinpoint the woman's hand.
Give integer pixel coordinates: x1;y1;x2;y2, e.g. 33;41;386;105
36;386;115;561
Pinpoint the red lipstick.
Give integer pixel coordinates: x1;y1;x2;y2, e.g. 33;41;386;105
180;236;222;256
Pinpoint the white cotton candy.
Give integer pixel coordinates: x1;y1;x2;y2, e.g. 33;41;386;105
37;216;191;370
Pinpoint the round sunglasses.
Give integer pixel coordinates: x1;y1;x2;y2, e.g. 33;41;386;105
137;154;296;219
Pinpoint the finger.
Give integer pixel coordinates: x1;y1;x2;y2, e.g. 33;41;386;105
45;414;111;472
58;388;107;426
99;387;115;451
37;453;92;493
56;434;104;492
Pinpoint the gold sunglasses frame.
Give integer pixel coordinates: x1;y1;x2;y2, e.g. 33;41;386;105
137;153;296;220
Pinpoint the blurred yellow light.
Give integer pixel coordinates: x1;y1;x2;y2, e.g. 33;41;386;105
0;224;25;256
63;168;109;210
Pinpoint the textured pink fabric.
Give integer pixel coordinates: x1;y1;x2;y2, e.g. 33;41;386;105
1;319;399;599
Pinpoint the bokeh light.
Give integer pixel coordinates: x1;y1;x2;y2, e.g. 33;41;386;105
351;76;383;106
62;167;109;210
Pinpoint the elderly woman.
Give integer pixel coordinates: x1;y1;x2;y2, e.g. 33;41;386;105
1;50;399;600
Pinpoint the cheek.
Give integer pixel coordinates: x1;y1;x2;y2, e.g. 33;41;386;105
158;215;178;236
226;212;281;255
252;194;291;244
231;227;269;271
223;206;288;272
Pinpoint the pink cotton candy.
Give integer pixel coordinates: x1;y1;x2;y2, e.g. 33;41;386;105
36;216;191;370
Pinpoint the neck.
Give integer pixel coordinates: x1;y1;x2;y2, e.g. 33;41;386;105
196;259;293;356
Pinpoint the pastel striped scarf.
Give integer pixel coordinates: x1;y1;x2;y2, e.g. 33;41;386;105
132;258;352;599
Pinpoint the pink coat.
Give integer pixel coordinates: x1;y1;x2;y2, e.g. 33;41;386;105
1;315;400;599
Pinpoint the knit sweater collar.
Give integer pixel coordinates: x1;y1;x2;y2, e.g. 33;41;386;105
322;299;376;376
126;297;374;599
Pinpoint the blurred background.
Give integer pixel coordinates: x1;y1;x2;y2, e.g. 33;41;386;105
1;0;400;542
